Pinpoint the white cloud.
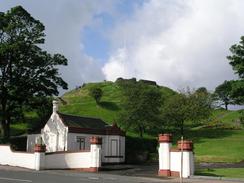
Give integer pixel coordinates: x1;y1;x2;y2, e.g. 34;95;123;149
103;0;244;90
1;0;116;93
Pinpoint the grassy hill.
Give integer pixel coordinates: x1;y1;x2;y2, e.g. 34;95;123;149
59;81;175;123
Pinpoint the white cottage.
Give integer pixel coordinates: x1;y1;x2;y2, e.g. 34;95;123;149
27;100;125;163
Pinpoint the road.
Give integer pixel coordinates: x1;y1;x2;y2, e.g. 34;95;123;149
0;169;166;183
0;166;243;183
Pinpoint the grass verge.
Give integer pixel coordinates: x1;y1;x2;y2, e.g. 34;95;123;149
196;168;244;178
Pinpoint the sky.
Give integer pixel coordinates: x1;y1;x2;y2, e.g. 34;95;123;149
1;0;244;94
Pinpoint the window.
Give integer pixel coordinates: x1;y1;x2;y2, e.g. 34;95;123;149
76;137;85;150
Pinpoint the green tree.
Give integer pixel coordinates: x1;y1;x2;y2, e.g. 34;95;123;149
89;87;103;104
0;6;68;139
227;36;244;104
227;36;244;79
118;79;162;137
214;80;233;110
162;89;212;136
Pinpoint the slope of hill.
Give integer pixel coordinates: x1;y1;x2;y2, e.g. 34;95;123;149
59;81;176;124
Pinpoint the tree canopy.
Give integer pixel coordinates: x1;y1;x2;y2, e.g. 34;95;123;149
0;6;68;139
162;88;212;136
214;80;233;110
117;79;163;137
226;36;244;104
89;87;103;104
227;36;244;79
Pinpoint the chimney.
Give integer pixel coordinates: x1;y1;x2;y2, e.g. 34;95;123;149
53;100;59;113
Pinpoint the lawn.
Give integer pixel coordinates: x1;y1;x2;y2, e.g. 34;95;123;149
196;168;244;178
188;129;244;163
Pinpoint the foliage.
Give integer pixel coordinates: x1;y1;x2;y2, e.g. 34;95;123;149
117;79;163;137
26;97;53;132
230;80;244;104
162;88;212;136
89;87;103;104
214;80;234;110
227;36;244;79
226;36;244;104
125;136;157;163
0;6;68;139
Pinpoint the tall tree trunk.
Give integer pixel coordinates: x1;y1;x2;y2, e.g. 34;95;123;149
1;98;10;140
225;103;228;110
1;118;10;140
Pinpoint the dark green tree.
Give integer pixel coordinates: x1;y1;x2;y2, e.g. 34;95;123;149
162;89;212;136
89;87;103;104
0;6;68;139
214;80;233;110
227;36;244;79
118;80;162;137
196;87;208;94
226;36;244;104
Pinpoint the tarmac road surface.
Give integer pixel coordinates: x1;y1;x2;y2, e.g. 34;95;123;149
0;166;243;183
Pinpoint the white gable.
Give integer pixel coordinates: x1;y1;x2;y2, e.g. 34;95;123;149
42;113;68;152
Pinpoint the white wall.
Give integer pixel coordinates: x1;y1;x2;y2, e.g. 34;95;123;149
0;143;102;170
45;151;91;169
0;145;35;169
67;133;125;163
67;133;92;151
170;151;181;173
158;137;195;178
170;151;194;178
42;113;68;152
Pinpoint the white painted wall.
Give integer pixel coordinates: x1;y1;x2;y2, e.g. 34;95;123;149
158;143;171;170
27;130;125;163
67;133;92;151
0;145;35;169
42;113;68;152
158;138;195;178
170;151;181;173
67;133;125;163
0;142;102;170
45;151;91;169
170;151;194;178
90;144;102;168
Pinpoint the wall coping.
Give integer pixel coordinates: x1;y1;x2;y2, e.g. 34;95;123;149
177;140;193;151
158;133;172;143
45;150;90;155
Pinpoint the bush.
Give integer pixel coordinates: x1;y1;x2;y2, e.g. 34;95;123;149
89;87;103;104
9;136;27;151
